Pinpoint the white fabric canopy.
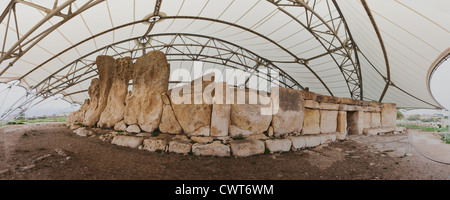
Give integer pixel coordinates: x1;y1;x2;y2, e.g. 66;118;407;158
0;0;449;117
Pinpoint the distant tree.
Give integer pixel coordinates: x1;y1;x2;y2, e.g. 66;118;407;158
397;111;404;120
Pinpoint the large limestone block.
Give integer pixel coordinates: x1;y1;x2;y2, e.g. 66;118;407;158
229;125;253;137
168;140;192;154
319;102;339;110
66;99;90;128
316;95;341;104
82;78;100;126
230;139;265;157
143;139;168;152
98;57;134;128
304;100;319;109
210;82;232;137
304;135;322;148
271;87;304;135
192;141;230;157
124;51;170;132
299;90;318;100
230;88;272;135
74;128;93;137
303;109;320;134
363;112;372;129
111;136;144;148
114;120;127;131
371;112;381;128
339;104;361;111
337;111;347;134
381;103;397;127
265;139;292;153
84;56;115;126
320;110;338;133
170;73;215;134
159;104;183;134
289;136;307;150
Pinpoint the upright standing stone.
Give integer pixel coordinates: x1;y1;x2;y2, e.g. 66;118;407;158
82;78;101;126
337;111;347;134
210;82;232;137
320;110;338;133
170;73;215;134
303;108;320;134
159;104;183;134
381;103;396;127
84;56;115;126
98;57;134;128
66;99;90;128
124;51;170;132
271;86;304;135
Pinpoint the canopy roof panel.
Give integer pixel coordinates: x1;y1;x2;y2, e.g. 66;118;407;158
1;0;449;119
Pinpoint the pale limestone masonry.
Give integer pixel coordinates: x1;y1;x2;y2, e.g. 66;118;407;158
68;51;400;157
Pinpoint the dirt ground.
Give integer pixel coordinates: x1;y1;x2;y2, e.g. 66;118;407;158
0;123;449;180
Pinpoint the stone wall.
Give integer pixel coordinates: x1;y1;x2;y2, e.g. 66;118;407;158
68;51;399;157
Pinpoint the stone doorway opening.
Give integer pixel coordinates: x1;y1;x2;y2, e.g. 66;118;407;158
346;111;359;135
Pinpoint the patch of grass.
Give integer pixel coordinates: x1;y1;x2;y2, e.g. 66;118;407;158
152;132;160;137
232;134;245;140
115;130;124;133
440;133;450;144
39;148;46;151
190;141;197;144
251;161;257;165
187;151;194;156
21;133;28;138
155;149;163;154
397;124;449;132
264;148;270;154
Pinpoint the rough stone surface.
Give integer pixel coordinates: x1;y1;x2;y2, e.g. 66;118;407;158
299;90;318;100
113;120;127;132
304;100;319;109
271;87;304;135
74;128;93;137
161;92;171;105
230;139;265;157
364;126;396;135
190;126;210;136
170;73;214;134
191;136;213;144
143;139;168;152
303;109;320;134
337;111;347;134
371;112;381;128
84;56;115;126
246;134;268;140
321;134;337;144
66;99;90;128
210;82;232;137
229;125;253;138
363;112;372;129
192;141;230;157
126;124;141;133
289;136;307;150
265;139;292;153
267;126;274;137
159;104;183;134
319;102;339;110
339;104;361;111
98;57;134;128
381;103;397;127
168;140;192;154
124;51;170;133
111;136;144;148
320;110;338;133
304;135;322;148
81;79;100;126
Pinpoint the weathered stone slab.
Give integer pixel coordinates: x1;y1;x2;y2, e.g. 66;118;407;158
191;136;213;144
304;135;322;148
192;141;230;157
316;95;341;104
381;103;397;127
210;82;232;137
170;73;214;134
230;139;265;157
230;88;272;135
143;139;168;152
320;110;338;133
124;51;170;133
271;86;304;135
289;136;307;150
337;111;347;134
363;112;372;129
84;56;115;127
229;125;253;137
111;136;144;148
363;126;396;135
304;100;319;109
321;134;337;144
339;104;361;111
303;109;320;134
340;97;360;105
265;139;292;153
159;104;183;134
319;102;339;110
81;79;100;126
371;112;381;128
299;90;318;100
190;126;210;136
168;140;192;154
98;57;133;128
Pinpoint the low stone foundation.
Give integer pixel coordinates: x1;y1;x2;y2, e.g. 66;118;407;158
67;51;402;157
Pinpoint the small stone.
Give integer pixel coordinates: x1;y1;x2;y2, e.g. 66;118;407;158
74;127;93;137
114;120;127;131
21;164;36;171
126;125;141;133
143;139;168;152
35;154;52;161
267;126;274;137
55;149;67;157
0;169;10;175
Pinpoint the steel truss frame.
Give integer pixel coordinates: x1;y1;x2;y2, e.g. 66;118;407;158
0;0;364;120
